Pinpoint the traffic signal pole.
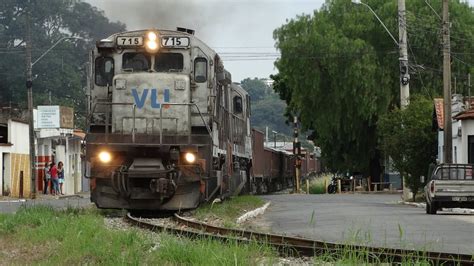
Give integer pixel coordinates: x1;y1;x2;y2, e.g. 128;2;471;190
293;116;301;193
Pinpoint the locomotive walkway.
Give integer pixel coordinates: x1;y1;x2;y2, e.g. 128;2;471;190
251;194;474;255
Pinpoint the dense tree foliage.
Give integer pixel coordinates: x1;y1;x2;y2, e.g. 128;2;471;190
0;0;125;127
378;95;436;200
241;78;291;135
273;0;474;179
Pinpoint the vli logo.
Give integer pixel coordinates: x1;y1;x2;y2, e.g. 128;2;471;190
132;88;170;109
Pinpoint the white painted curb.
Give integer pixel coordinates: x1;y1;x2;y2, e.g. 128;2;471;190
236;201;271;224
401;201;474;214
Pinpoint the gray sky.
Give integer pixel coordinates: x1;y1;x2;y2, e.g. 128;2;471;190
86;0;473;82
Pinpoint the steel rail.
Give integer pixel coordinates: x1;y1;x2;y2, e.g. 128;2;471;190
173;214;474;265
125;212;473;265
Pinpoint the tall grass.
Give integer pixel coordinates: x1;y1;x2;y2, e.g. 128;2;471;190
194;195;265;227
0;205;276;265
308;175;330;194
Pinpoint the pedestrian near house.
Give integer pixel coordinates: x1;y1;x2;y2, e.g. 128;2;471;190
58;161;65;195
43;163;51;194
50;162;59;196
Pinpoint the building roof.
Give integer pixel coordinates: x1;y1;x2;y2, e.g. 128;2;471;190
73;129;85;139
434;98;444;130
454;108;474;120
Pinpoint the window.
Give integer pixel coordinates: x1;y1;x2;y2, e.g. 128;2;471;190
194;57;207;83
122;53;151;71
95;57;114;86
233;96;243;114
155;53;183;72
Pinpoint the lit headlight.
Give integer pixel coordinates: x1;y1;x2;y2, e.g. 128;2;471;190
185;152;196;163
98;151;112;163
146;31;159;53
147;31;157;41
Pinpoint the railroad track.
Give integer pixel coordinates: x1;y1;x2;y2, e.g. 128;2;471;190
125;212;474;265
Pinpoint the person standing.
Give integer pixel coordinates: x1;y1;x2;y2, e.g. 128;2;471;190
58;161;65;195
43;163;51;194
50;162;59;196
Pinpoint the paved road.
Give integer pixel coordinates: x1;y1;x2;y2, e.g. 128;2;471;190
0;195;93;214
252;194;474;255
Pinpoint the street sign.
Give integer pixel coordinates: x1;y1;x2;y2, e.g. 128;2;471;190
37;106;60;128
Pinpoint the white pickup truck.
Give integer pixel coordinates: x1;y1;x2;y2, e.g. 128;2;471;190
424;164;474;214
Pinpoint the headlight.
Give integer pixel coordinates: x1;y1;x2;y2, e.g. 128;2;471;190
147;31;157;41
146;40;158;50
185;152;196;163
98;151;112;163
146;31;159;53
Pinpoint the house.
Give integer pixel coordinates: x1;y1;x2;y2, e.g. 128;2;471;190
434;95;474;164
0;114;31;197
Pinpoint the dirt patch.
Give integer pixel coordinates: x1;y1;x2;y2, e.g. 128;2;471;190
0;235;50;265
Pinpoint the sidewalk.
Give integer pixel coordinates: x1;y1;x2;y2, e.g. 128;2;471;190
0;192;93;214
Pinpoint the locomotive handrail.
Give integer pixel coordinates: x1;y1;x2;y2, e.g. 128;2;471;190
89;101;212;145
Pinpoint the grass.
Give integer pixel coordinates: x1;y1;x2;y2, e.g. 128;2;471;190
0;205;276;265
0;205;448;265
308;174;331;194
193;195;265;228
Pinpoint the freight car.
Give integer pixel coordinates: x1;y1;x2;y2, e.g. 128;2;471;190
250;129;319;194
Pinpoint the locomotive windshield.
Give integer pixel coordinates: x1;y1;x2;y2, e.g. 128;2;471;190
154;53;183;72
123;52;151;71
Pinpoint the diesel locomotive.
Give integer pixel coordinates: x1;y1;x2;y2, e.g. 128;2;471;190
85;27;319;210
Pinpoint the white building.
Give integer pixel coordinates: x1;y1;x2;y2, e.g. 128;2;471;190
34;106;84;195
435;95;474;164
0;119;32;197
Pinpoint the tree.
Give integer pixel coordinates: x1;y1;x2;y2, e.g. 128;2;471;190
0;0;126;128
378;95;436;201
241;78;269;102
241;77;291;135
272;0;474;179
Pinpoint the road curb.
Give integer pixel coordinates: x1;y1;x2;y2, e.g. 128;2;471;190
236;201;271;224
400;201;474;214
58;194;85;200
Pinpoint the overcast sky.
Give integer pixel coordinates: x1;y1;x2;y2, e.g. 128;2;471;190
86;0;473;82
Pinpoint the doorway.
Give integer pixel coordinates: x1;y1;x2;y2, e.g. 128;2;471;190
468;136;474;163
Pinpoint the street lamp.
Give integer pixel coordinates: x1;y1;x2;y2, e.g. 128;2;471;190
26;36;84;199
351;0;410;109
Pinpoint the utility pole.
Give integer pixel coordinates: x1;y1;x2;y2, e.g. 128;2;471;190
398;0;410;109
468;73;471;110
442;0;452;163
26;11;36;199
293;116;301;193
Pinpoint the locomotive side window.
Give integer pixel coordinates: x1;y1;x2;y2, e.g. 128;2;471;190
194;57;207;83
155;53;183;72
95;57;114;86
233;96;243;114
123;53;151;71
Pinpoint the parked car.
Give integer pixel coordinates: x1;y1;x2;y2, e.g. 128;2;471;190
424;164;474;214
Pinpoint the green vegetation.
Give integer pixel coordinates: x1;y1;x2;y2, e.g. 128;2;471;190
272;0;474;178
0;0;126;128
0;205;441;265
194;195;265;228
0;205;275;265
378;95;436;201
308;175;330;194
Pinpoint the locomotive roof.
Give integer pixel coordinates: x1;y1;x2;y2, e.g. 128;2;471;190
100;29;218;57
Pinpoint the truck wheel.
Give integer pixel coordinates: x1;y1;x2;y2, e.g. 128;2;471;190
426;201;437;214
